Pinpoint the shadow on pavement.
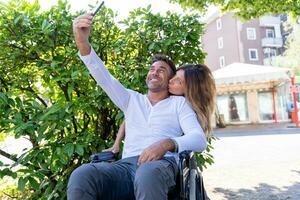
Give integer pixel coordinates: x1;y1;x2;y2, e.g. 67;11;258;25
213;182;300;200
211;170;300;200
292;170;300;175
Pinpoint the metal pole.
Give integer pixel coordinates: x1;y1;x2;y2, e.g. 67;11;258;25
272;87;278;125
291;76;299;127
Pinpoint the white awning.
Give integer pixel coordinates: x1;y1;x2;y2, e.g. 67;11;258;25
213;62;291;85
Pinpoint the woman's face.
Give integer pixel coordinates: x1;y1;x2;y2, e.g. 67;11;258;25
168;69;186;96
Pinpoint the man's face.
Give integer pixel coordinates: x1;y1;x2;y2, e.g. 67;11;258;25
146;61;173;92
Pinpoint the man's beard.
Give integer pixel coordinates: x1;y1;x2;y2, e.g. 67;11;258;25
146;82;168;93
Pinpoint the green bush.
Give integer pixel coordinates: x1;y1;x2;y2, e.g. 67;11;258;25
0;0;211;198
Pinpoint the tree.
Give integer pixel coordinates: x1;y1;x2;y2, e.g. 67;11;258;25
273;22;300;75
170;0;300;19
0;0;211;198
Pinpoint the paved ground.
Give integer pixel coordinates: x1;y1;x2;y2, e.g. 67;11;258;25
1;123;300;199
203;123;300;200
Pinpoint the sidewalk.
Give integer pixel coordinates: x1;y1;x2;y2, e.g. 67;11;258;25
203;123;300;200
212;122;300;135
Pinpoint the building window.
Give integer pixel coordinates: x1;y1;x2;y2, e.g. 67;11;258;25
270;48;276;57
266;29;275;38
219;56;225;68
258;92;274;121
248;49;258;61
264;48;276;58
216;93;249;123
217;37;223;49
216;18;222;30
246;28;256;40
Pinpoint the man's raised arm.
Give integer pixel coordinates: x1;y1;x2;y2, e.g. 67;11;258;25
72;13;130;112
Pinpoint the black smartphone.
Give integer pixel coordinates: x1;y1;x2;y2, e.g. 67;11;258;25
92;1;104;16
89;151;116;163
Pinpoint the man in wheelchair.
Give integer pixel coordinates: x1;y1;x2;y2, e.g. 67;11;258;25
69;12;214;200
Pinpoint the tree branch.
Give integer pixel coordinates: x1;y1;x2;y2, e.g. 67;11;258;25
74;86;82;97
0;77;9;92
0;148;18;162
72;116;78;134
19;86;48;107
3;192;18;199
27;134;39;149
83;113;91;132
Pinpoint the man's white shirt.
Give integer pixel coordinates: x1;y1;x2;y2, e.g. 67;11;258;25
79;48;207;159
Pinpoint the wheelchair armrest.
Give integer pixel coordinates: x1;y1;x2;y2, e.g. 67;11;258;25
179;150;196;171
179;151;194;162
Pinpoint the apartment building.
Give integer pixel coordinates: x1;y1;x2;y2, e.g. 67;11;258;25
202;11;285;71
202;11;293;125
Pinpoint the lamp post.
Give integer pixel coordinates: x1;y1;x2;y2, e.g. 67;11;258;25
290;76;299;127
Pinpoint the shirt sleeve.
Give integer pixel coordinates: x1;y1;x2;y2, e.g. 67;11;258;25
79;47;130;112
172;100;207;153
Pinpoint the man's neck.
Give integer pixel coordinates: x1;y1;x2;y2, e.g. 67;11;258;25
147;91;169;106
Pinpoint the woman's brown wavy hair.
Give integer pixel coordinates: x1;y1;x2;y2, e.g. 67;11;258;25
177;64;216;136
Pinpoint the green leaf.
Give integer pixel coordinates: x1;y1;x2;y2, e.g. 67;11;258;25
64;143;74;157
71;70;80;78
0;168;17;179
8;98;15;106
42;19;51;31
0;92;8;104
115;111;124;120
75;144;84;156
15;122;34;133
67;84;74;100
18;177;28;191
15;97;22;107
28;177;40;190
40;103;64;120
14;14;22;24
148;43;156;50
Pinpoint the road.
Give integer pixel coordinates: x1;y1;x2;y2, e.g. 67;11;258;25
203;126;300;200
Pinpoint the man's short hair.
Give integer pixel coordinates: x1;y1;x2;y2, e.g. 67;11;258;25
151;54;176;76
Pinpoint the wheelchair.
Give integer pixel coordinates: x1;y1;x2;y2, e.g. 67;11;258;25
90;150;208;200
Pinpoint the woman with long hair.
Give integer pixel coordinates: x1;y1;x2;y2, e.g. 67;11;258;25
104;63;216;153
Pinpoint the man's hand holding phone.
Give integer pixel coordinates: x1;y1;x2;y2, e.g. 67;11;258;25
72;1;104;55
73;13;93;55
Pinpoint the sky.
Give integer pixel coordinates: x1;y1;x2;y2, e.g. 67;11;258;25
1;0;186;21
62;0;184;19
0;0;218;21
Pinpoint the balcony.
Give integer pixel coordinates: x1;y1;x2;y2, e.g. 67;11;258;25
261;37;283;47
259;16;281;27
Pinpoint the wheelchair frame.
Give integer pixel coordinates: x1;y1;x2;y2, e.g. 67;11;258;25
178;150;208;200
